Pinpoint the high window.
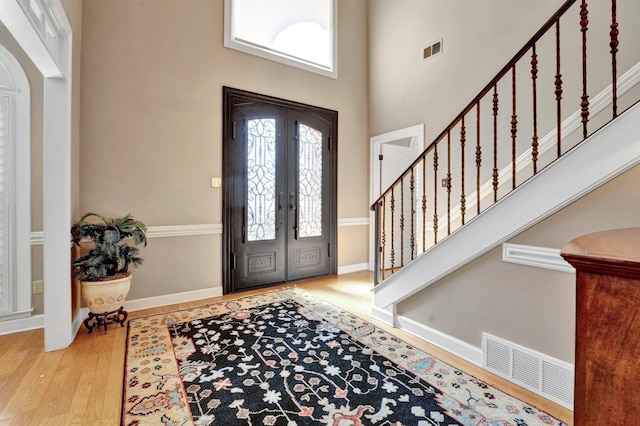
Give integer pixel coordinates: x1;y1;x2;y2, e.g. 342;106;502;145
224;0;337;78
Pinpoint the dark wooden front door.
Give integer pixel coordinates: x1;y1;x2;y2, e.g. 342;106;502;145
223;87;337;293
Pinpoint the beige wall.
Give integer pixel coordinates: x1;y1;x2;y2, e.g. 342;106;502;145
80;0;369;299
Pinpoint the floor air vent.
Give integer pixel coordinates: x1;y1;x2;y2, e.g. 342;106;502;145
482;333;574;409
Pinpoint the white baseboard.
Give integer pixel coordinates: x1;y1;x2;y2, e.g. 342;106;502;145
396;314;483;366
124;286;224;312
73;308;88;337
371;304;395;326
0;313;44;335
338;262;369;275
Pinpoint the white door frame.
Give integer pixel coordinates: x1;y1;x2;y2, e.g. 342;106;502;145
369;124;424;270
0;0;73;351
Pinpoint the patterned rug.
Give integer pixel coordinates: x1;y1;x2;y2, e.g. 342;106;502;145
122;288;567;425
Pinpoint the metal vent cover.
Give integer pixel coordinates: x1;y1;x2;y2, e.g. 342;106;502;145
423;40;443;61
483;333;574;409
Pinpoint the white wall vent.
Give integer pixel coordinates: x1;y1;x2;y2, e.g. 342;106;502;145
482;333;574;409
423;40;443;61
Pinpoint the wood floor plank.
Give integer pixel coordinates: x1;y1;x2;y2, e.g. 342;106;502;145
0;272;573;425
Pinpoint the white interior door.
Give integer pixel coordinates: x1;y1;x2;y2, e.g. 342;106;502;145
369;125;424;270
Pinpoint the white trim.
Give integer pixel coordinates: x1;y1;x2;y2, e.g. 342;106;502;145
0;313;43;335
72;307;84;337
146;224;223;239
337;262;368;275
374;101;640;308
338;217;369;227
70;288;225;337
0;0;73;351
123;286;223;313
397;314;483;366
0;44;31;320
370;124;425;271
30;224;226;245
223;0;338;79
30;231;44;246
0;1;66;78
502;243;575;273
0;307;33;321
371;304;395;327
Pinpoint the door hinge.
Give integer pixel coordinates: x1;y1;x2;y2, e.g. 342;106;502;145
231;253;237;270
232;121;237;140
328;136;332;151
328;243;331;258
379;154;383;161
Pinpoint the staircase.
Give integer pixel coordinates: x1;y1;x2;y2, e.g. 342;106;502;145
371;0;640;324
373;101;640;320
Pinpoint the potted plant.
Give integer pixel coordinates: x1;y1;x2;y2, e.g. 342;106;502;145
71;212;147;314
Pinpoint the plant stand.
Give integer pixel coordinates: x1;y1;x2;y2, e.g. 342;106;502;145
83;306;128;334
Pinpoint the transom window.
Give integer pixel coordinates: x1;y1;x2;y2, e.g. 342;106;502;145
224;0;337;78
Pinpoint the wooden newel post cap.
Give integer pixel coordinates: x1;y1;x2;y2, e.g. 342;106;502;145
561;227;640;278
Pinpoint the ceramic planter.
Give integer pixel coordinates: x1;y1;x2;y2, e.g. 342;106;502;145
81;274;131;314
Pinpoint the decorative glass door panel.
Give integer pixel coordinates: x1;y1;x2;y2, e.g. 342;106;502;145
246;118;277;242
298;123;323;238
223;88;337;293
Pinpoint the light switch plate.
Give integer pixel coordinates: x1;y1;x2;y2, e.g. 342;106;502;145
211;177;222;188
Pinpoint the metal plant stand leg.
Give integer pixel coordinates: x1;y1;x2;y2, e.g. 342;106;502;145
83;306;128;334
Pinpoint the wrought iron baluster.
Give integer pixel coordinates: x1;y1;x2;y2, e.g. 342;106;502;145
531;43;539;174
433;143;439;244
390;187;395;274
400;177;405;267
555;19;563;157
476;102;481;215
511;66;518;189
421;156;427;253
380;197;386;281
447;130;452;235
580;0;590;138
610;0;618;119
460;116;466;225
410;169;415;260
492;85;499;202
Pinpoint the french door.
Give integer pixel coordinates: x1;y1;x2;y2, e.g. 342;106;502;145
223;87;337;293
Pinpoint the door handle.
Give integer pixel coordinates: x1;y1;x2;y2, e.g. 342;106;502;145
290;192;298;239
278;192;284;211
289;192;296;211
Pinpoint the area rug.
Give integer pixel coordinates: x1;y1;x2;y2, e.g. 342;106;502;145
122;288;567;425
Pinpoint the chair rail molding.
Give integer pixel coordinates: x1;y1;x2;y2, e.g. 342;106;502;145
502;243;575;273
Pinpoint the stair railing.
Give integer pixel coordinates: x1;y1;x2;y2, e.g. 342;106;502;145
372;0;633;285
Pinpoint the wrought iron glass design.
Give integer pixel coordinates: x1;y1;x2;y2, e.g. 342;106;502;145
298;123;323;238
246;118;277;241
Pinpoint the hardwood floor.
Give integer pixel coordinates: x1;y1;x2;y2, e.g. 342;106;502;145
0;271;573;425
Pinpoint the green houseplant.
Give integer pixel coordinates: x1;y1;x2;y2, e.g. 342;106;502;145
71;212;147;314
